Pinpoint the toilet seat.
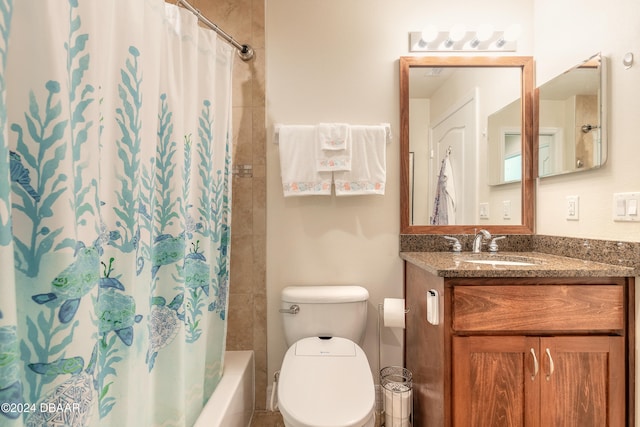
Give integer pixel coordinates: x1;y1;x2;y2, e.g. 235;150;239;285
278;337;375;427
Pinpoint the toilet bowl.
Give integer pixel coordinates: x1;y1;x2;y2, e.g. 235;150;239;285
278;285;375;426
278;336;375;427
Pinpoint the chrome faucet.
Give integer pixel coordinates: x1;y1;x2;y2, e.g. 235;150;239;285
472;229;492;253
488;236;506;253
443;236;462;253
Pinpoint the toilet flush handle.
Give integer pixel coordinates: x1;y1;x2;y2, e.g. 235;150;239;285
279;304;300;315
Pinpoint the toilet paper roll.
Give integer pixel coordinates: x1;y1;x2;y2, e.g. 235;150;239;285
384;414;411;427
383;298;406;329
383;387;412;427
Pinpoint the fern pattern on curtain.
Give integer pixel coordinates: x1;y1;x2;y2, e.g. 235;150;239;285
0;0;233;425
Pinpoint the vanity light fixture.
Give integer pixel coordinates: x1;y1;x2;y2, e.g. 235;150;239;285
409;24;520;52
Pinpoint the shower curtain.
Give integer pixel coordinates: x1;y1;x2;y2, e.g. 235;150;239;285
0;0;233;426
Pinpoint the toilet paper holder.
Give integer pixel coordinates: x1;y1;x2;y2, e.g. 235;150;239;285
380;366;413;426
380;298;410;329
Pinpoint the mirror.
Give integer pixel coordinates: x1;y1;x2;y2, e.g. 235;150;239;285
400;56;534;234
536;53;606;177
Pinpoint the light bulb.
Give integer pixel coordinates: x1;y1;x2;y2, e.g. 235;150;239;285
476;24;494;42
449;24;466;42
420;25;439;44
444;24;466;47
496;24;521;48
469;24;494;48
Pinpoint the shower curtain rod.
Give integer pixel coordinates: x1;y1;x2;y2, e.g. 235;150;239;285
176;0;254;61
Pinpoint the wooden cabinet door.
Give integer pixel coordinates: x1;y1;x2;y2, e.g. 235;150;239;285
453;336;625;427
452;336;540;427
539;336;625;427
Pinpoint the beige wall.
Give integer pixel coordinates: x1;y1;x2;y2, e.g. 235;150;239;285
265;0;534;399
533;0;640;240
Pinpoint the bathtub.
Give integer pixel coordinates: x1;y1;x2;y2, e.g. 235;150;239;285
194;351;255;427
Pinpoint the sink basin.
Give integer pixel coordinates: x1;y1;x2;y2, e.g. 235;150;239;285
460;254;543;267
464;259;536;266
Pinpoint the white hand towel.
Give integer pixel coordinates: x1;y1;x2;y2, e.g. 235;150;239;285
278;125;332;197
334;125;387;196
318;123;349;150
316;125;352;172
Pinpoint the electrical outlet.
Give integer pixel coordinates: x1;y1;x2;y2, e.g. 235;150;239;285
566;195;579;220
479;203;489;219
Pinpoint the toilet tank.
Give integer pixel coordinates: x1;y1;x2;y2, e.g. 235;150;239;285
280;285;369;347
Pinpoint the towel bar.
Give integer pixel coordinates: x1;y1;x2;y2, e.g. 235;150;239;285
273;123;392;145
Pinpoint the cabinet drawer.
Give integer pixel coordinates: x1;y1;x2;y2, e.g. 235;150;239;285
452;285;624;333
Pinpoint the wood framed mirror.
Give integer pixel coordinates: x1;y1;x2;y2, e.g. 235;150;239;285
400;56;535;235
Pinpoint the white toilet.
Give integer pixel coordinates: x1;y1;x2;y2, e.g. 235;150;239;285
277;285;376;427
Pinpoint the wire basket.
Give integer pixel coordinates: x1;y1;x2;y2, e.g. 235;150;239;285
380;366;412;427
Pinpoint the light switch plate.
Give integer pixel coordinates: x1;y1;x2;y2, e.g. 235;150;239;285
613;192;640;222
566;195;579;220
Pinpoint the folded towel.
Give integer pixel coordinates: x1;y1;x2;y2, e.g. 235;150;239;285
316;125;352;172
318;123;349;150
278;125;332;197
334;125;387;196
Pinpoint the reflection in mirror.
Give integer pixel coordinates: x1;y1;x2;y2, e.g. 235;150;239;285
537;53;606;177
487;99;523;185
400;56;534;235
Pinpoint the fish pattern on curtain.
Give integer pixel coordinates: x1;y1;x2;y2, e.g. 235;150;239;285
0;0;233;426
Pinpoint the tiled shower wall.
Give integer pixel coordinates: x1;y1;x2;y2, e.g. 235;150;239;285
183;0;267;410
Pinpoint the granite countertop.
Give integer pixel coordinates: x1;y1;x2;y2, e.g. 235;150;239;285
400;251;636;278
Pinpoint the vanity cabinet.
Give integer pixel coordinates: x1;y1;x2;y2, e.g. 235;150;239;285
453;335;624;426
404;262;635;427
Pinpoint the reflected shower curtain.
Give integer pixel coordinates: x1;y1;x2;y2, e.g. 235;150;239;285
0;0;233;425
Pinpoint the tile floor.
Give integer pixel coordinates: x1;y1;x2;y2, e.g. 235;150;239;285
250;410;383;427
250;411;285;427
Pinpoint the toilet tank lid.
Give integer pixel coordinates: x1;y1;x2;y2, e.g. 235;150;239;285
281;285;369;303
